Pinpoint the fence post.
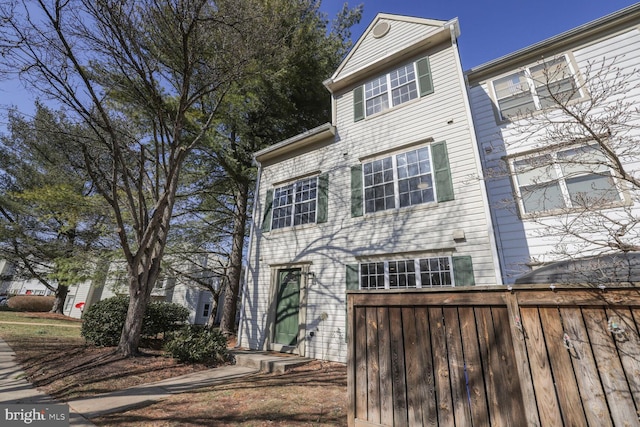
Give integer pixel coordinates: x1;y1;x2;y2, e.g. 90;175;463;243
504;291;541;427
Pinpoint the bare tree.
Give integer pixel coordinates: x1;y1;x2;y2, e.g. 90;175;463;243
494;55;640;283
0;0;287;356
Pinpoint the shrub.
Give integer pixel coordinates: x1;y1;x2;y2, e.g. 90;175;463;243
164;326;228;364
144;301;190;337
81;296;190;347
7;295;55;312
81;295;129;346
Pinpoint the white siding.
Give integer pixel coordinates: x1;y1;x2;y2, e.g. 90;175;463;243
469;28;640;283
242;39;500;362
337;18;443;79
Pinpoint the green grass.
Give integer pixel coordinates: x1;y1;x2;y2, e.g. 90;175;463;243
0;312;82;339
0;311;81;325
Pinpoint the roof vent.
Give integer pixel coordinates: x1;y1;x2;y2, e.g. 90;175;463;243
372;21;391;39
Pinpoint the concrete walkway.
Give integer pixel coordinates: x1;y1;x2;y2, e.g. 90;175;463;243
0;338;310;425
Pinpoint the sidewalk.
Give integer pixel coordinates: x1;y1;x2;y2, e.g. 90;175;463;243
0;338;95;426
0;338;307;425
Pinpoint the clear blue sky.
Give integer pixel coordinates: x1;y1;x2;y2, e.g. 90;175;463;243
320;0;639;69
1;0;638;130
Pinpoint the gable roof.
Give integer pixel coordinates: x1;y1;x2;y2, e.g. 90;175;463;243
324;13;458;93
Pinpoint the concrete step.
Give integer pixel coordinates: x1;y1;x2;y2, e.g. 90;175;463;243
231;350;310;374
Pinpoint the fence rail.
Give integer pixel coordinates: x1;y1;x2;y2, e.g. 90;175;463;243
347;285;640;427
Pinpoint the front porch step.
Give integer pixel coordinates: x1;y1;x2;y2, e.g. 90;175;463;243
231;350;311;374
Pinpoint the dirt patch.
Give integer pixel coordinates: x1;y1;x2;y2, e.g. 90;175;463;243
6;336;212;400
2;312;348;426
92;361;348;426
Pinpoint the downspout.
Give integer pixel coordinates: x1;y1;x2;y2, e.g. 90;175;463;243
446;19;504;286
237;156;263;347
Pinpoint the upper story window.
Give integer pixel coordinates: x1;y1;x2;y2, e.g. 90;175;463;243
272;177;318;229
354;56;433;121
363;147;434;214
511;144;622;215
350;142;454;217
493;55;581;120
262;174;328;233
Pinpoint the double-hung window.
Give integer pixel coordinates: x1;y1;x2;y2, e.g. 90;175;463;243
351;142;454;217
271;177;318;229
363;146;435;214
262;173;328;232
512;144;621;215
493;55;581;120
354;57;433;121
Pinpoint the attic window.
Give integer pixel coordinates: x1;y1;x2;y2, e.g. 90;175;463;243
372;22;390;38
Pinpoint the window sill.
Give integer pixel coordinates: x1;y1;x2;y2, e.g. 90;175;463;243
361;96;424;122
362;200;439;219
517;198;630;220
264;222;319;235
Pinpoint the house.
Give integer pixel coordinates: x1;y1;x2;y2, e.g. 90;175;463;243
67;255;224;325
239;14;502;363
0;256;223;325
467;3;640;284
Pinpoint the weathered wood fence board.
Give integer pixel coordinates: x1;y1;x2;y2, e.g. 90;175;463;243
347;286;640;427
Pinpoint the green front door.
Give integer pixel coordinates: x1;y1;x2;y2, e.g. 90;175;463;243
274;269;301;346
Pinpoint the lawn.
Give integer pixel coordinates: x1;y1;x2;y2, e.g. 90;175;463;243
0;311;348;426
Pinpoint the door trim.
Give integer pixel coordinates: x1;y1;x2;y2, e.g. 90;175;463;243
266;263;311;356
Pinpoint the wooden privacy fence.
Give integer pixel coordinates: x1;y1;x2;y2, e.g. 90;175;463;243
347;286;640;427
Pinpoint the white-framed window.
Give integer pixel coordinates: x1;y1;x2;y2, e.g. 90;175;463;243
271;177;318;230
511;144;622;214
354;57;433;121
363;146;434;214
493;55;581;120
360;257;453;290
364;63;419;117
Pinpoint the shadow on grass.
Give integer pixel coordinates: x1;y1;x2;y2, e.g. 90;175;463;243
6;338;211;400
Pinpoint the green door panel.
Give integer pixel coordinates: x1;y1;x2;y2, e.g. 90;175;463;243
274;269;300;345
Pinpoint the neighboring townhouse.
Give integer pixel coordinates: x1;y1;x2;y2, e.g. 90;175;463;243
81;255;222;325
239;14;502;363
0;256;222;324
467;3;640;284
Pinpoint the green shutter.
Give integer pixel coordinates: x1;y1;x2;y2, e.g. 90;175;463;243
317;173;329;224
432;142;454;202
453;256;475;287
417;57;434;96
345;264;360;343
351;165;363;217
346;264;360;291
262;189;274;232
353;86;364;122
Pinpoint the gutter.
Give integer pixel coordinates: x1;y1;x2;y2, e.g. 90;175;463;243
237;157;263;348
254;123;336;163
466;3;640;83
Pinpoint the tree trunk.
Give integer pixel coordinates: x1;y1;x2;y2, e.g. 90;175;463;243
219;182;249;335
206;287;221;329
50;285;69;314
116;277;153;357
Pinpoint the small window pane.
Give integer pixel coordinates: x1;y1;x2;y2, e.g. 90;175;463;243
530;57;575;105
365;76;389;116
565;174;619;207
419;257;452;288
396;147;434;208
363;156;395;213
360;262;385;290
494;72;535;118
520;182;565;213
